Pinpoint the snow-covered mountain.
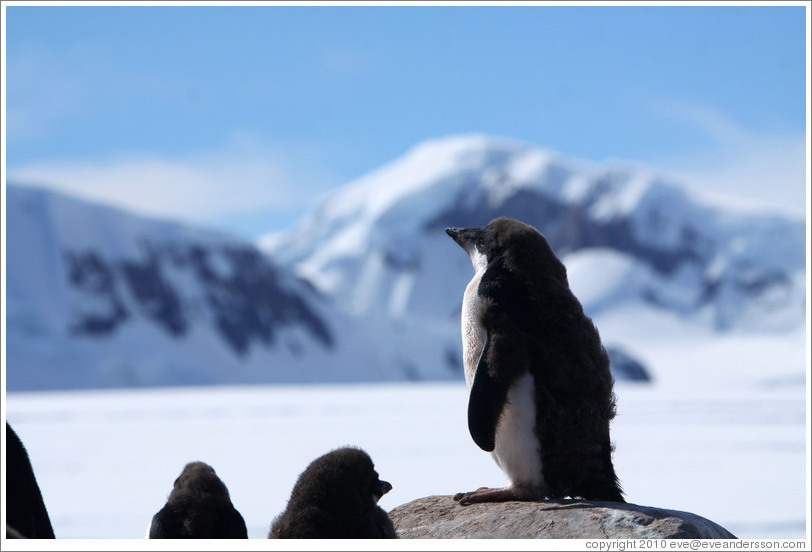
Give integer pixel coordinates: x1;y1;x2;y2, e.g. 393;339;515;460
5;134;806;391
263;134;805;334
260;134;806;389
4;184;409;391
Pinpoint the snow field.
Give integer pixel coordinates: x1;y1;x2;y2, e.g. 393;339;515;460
4;380;807;542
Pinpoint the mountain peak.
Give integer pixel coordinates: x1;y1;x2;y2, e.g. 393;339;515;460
405;133;537;160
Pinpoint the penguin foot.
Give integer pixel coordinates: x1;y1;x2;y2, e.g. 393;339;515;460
453;486;489;503
453;486;543;506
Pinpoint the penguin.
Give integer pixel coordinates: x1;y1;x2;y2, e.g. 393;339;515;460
269;447;397;539
148;461;248;539
6;422;56;538
445;217;624;505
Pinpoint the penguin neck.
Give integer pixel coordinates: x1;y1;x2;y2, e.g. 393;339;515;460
468;248;489;275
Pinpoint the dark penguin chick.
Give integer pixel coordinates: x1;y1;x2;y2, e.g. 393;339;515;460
6;422;56;538
445;217;624;505
269;447;397;539
148;461;247;539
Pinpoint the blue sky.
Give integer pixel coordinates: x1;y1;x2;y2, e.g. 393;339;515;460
4;3;808;238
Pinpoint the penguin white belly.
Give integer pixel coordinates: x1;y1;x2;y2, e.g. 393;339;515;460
492;372;544;489
461;253;488;387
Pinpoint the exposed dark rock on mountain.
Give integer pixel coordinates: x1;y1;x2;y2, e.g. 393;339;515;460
607;347;651;383
61;242;333;356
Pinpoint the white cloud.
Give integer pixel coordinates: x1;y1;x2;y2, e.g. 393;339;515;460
667;134;807;217
645;100;808;218
7;137;342;228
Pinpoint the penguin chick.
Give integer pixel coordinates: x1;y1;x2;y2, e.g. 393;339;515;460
446;217;624;505
269;447;396;539
148;461;247;539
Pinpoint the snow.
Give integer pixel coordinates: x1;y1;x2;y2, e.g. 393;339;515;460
564;249;646;314
4;377;808;542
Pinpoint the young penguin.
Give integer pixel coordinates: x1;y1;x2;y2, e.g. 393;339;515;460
446;217;624;505
148;461;248;539
269;447;396;539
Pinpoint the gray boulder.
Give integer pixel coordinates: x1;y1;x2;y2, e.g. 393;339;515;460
389;495;736;539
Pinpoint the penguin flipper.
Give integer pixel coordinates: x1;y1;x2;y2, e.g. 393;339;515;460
467;333;507;452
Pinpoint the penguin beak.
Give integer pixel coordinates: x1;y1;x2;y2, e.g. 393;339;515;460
445;227;468;248
376;479;393;500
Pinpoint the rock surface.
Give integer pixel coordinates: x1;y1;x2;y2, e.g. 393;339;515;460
389;495;737;539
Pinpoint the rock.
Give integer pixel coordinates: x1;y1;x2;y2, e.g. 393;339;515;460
389;495;737;539
607;346;652;382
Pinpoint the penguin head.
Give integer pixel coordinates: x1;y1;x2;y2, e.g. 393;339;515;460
171;461;231;503
295;447;393;507
374;477;393;503
447;217;568;284
445;224;499;270
334;448;392;505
